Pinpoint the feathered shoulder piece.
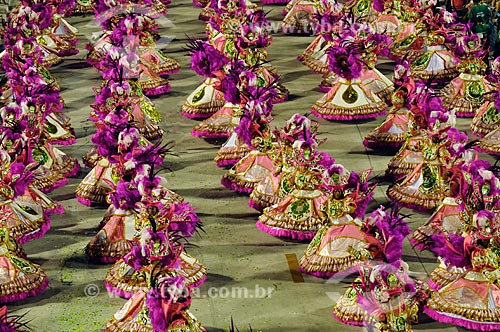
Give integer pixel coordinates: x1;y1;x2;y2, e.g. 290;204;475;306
363;205;411;263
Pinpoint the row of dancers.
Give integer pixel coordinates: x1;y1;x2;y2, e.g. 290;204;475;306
182;0;500;331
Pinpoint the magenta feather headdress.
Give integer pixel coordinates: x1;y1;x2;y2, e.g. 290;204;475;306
493;86;500;113
124;227;177;270
219;60;256;104
428;233;470;268
365;33;393;57
147;274;192;331
234;84;276;147
0;306;31;332
108;178;142;210
235;24;271;51
94;0;156;30
167;201;201;238
472;209;499;240
52;0;75;15
12;1;52;31
373;0;385;12
188;40;229;78
275;113;317;145
91;105;133;162
9;162;34;198
472;167;500;205
364;206;411;263
0;151;35;199
327;44;363;80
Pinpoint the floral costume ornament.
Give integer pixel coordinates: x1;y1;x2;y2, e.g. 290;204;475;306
256;139;333;240
311;28;392;121
424;210;500;331
440;34;494;118
299;166;379;277
333;260;427;331
249;114;319;211
105;212;206;332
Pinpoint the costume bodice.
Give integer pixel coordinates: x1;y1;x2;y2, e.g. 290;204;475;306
294;168;320;191
324;196;355;220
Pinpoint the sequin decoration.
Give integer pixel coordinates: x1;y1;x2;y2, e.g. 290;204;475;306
44;121;58;134
465;81;484;103
191;86;205;104
32;147;49;164
481;105;500;124
286;198;311;221
342;85;358;104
